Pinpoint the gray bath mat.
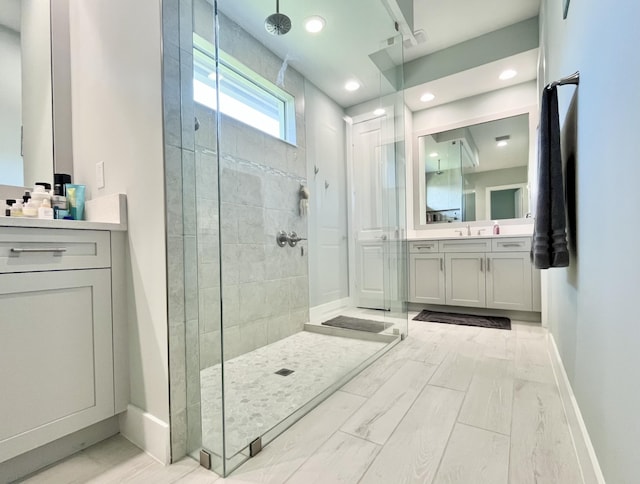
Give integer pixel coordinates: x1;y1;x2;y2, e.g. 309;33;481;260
321;315;392;333
413;310;511;330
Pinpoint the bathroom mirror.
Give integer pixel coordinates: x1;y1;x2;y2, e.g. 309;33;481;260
415;113;531;226
0;0;72;189
0;0;52;187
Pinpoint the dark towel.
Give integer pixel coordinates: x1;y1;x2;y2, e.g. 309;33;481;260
531;85;570;269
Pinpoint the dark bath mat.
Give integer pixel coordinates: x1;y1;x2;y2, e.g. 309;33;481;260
413;310;511;330
321;315;392;333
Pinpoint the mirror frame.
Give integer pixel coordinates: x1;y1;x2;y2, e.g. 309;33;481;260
412;103;538;231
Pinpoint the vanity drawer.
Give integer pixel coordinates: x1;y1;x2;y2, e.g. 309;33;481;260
409;241;439;253
0;227;111;273
492;237;531;252
439;238;491;253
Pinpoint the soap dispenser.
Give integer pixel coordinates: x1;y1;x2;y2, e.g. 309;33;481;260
492;221;500;235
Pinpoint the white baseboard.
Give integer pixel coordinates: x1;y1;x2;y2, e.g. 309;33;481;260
309;297;351;323
547;334;606;484
119;404;170;465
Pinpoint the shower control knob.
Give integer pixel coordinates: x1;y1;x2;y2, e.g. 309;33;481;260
287;231;307;247
276;231;289;247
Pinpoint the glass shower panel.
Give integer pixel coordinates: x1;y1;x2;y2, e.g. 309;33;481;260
196;0;408;477
374;35;408;334
190;2;225;475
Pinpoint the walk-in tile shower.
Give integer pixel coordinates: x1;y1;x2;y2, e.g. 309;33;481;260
164;0;408;476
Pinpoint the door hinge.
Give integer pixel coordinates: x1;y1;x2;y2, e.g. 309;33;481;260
199;449;212;469
250;437;263;457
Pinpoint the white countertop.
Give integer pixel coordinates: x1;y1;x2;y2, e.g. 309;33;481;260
0;216;127;231
0;193;128;231
408;233;532;241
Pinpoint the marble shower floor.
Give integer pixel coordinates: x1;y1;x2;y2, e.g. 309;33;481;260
200;330;388;458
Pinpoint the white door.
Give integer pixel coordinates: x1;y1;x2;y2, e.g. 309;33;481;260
352;117;389;310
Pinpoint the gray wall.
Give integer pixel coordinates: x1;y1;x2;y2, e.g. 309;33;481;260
464;165;527;219
541;0;640;481
305;82;349;308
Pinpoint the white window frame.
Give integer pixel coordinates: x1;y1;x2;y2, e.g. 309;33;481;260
193;34;297;145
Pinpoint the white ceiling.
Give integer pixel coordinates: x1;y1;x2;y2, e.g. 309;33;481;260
219;0;541;110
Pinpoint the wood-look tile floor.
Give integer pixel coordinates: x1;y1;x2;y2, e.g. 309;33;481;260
19;317;585;484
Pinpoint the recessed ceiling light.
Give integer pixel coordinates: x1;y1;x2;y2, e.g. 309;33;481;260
429;152;438;157
499;69;517;80
496;135;510;147
305;16;326;33
374;108;385;116
345;80;360;92
420;92;435;102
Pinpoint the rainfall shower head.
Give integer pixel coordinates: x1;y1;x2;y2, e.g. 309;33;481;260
265;0;291;35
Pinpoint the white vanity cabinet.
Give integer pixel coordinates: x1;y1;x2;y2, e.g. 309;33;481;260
0;226;122;463
445;252;486;307
408;241;445;304
409;236;541;313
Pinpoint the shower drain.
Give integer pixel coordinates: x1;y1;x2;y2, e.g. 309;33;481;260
274;368;294;376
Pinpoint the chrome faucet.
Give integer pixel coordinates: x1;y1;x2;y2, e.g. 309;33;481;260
466;224;471;236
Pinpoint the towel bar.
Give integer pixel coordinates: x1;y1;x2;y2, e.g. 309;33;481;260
547;71;580;89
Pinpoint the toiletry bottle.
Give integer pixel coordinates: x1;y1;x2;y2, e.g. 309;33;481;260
5;199;16;216
492;221;500;235
38;198;54;220
10;200;23;217
31;184;51;209
22;200;38;217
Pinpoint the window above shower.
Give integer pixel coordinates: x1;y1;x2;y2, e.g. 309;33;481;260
193;34;297;144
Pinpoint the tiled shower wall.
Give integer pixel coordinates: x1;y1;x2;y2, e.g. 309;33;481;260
163;0;310;462
195;4;309;364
